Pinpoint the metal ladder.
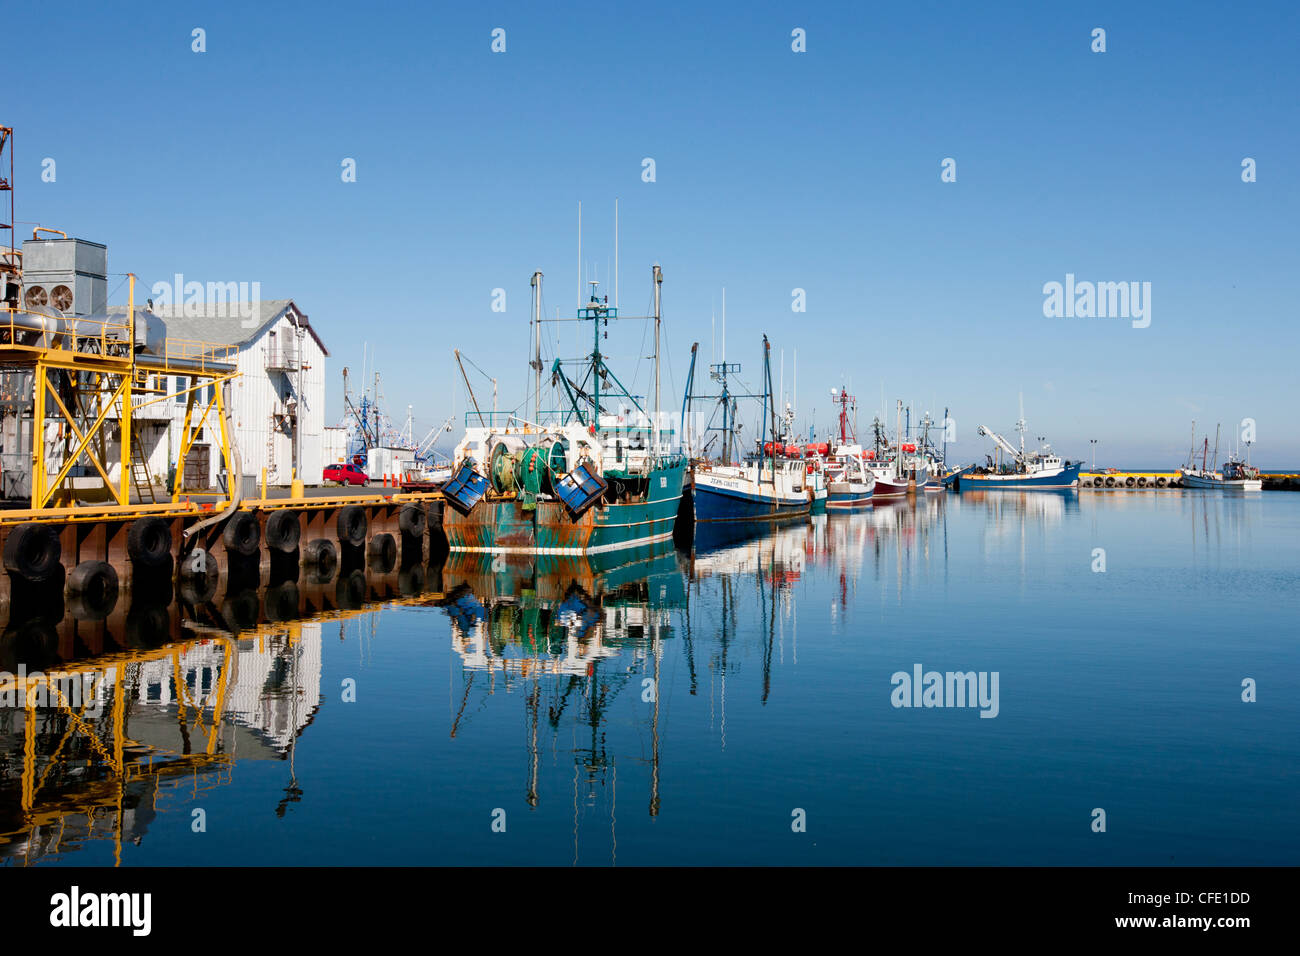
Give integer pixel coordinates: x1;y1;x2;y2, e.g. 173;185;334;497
130;432;156;503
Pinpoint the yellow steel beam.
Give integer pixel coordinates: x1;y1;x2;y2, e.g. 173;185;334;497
21;353;133;372
37;370;130;508
120;352;132;508
172;387;199;500
31;364;47;508
0;491;445;526
40;371;122;503
214;377;234;492
133;370;237;411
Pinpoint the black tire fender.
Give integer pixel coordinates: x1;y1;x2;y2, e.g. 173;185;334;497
264;510;301;553
127;516;172;568
66;561;120;619
302;538;338;574
367;532;397;572
398;504;427;538
337;506;367;547
223;511;261;556
3;523;62;583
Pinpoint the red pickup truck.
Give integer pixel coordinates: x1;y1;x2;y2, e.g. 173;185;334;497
323;462;369;486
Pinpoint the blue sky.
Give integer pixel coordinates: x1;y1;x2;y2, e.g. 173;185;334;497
8;0;1298;466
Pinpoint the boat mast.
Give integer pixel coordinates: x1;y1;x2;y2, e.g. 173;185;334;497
590;281;601;423
653;264;662;458
722;290;729;463
895;399;903;479
761;335;776;485
941;405;949;468
1017;391;1026;460
721;370;731;465
1212;423;1220;472
531;271;543;424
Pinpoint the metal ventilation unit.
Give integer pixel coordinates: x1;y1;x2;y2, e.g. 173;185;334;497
20;235;107;316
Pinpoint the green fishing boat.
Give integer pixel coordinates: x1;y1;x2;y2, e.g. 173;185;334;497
442;265;687;555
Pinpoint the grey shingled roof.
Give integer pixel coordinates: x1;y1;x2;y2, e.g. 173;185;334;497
106;299;328;355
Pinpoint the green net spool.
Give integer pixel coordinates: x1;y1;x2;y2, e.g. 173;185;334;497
489;442;519;495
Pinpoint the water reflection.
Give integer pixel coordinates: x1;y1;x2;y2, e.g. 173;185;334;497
0;498;987;865
439;544;685;830
1;491;1282;865
0;554;405;865
0;626;322;864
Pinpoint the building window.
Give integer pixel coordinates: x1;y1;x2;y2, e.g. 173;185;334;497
175;376;187;404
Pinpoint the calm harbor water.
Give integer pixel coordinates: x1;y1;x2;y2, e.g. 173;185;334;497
2;490;1296;866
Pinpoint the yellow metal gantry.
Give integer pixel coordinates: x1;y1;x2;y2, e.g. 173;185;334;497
1;273;240;513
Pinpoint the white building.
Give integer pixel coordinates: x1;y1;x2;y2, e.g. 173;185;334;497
110;300;329;490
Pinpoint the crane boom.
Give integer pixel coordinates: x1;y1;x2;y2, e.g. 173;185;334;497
455;349;486;427
977;424;1021;461
416;415;454;458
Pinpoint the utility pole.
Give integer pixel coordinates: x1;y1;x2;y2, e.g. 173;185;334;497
289;308;305;480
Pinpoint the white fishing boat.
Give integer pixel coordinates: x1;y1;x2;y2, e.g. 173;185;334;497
863;400;916;499
822;388;876;509
1178;422;1262;491
691;336;812;522
953;398;1080;490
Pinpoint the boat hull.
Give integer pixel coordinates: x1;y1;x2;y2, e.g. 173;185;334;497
693;474;810;522
443;460;685;554
826;481;874;510
956;463;1081;490
872;476;909;499
1180;470;1262;491
940;465;973;489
